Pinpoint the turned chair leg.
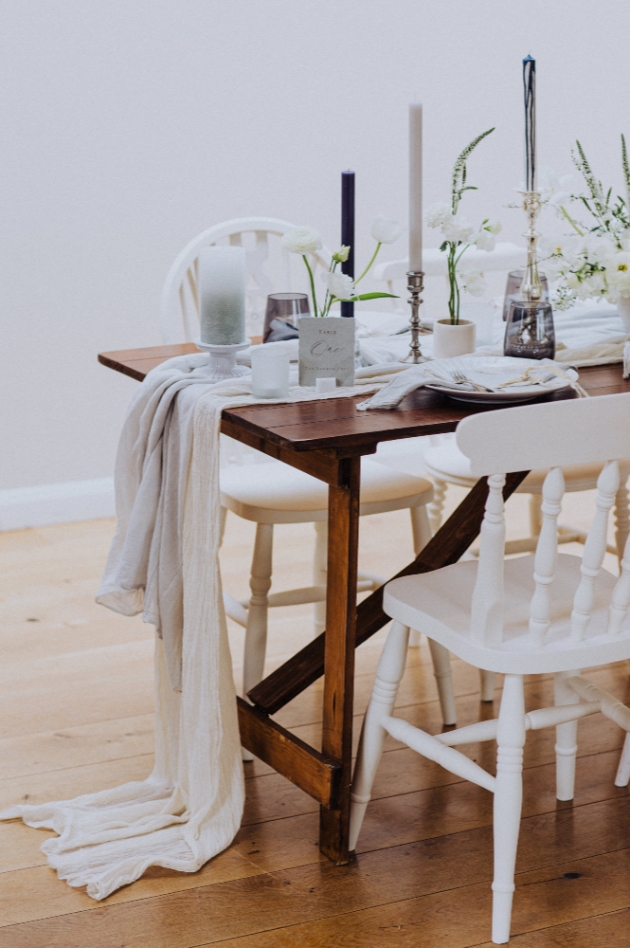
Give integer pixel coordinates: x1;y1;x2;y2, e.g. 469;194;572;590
615;732;630;787
242;523;274;696
492;673;525;944
480;669;496;703
408;506;433;648
427;639;456;726
554;670;580;801
350;621;410;851
312;520;328;639
427;478;447;535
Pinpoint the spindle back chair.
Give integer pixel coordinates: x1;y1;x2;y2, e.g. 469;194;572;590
350;391;630;943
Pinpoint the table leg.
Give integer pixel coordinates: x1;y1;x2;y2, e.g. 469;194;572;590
319;456;361;864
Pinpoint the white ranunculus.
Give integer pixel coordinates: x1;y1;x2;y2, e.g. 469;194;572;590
282;226;323;255
322;270;355;300
425;202;451;229
606;252;630;295
442;214;474;244
461;270;486;297
487;220;502;235
475;230;495;252
371;215;402;244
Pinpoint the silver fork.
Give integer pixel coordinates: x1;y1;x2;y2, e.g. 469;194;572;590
451;369;495;393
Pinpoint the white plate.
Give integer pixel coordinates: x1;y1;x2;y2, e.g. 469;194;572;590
423;355;577;404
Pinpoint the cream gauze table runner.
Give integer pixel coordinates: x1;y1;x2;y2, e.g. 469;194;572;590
0;353;391;900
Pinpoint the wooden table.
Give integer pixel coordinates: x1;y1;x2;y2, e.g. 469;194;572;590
99;344;630;865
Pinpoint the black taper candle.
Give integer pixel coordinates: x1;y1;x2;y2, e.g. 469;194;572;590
523;55;536;191
340;170;355;318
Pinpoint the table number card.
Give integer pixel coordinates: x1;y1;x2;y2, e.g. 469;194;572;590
298;317;355;387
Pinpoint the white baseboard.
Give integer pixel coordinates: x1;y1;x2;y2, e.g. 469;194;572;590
0;477;115;532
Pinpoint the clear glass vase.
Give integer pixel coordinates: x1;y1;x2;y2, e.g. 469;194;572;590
503;299;555;360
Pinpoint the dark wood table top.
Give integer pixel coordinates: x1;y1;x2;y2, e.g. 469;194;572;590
99;344;630;457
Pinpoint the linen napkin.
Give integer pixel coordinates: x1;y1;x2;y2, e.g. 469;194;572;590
357;357;583;411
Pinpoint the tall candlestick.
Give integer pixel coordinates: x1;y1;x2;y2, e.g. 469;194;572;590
199;246;246;345
409;102;423;272
523;55;536;191
341;170;355;318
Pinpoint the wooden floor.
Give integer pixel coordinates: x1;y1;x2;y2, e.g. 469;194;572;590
1;487;629;947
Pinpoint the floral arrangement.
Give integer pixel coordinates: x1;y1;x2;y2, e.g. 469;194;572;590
541;137;630;309
426;128;502;324
281;215;401;316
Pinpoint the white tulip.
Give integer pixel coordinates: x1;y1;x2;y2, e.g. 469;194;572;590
371;215;402;244
282;226;323;255
321;270;355;300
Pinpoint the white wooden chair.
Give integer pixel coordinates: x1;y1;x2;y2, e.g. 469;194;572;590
350;391;630;944
160;218;436;710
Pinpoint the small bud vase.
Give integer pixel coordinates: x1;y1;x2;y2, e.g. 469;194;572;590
432;319;476;359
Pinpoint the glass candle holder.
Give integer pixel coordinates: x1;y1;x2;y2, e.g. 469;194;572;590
250;344;291;399
502;269;549;320
504;298;555;360
263;293;310;342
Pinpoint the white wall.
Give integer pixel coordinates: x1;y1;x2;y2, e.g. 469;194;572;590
1;0;628;504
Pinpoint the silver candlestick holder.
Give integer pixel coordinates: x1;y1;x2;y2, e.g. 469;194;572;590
504;191;555;360
404;270;427;363
195;340;250;382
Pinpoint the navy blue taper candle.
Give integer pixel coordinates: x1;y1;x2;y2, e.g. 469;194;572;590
523;55;536;191
341;170;355;318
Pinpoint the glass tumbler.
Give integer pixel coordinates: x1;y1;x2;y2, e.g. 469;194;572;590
504;299;556;360
502;269;550;320
263;293;310;342
250;344;291;399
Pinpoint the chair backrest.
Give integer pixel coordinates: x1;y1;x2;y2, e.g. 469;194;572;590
372;241;525;314
454;392;630;648
160;217;331;343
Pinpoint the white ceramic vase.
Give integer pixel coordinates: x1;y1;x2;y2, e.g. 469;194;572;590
617;295;630;331
432;319;476;360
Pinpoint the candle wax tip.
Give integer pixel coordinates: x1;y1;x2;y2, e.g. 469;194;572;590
523;54;535;63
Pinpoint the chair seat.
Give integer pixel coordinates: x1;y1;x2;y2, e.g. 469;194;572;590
424;439;602;493
220;457;433;524
383;553;630;675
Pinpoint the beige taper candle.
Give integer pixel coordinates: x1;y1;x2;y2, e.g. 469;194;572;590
409;102;423;272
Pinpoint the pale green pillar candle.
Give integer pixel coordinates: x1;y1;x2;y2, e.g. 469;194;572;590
199;245;246;345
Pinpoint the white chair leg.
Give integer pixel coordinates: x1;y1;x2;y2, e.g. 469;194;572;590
427;478;447;534
242;523;274;696
410;504;432;555
428;638;456;726
528;493;543;538
480;669;496;703
312;520;328;639
219;505;228;546
350;621;410;851
554;669;580;801
615;732;630;787
492;673;525;945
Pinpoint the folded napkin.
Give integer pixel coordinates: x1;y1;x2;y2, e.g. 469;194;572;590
358;356;583;411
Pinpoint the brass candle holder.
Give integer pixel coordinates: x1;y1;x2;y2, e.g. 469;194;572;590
404;270;427;363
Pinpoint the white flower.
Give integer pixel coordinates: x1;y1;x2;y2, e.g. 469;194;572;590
321;270;355;300
425;202;451;229
332;245;350;263
442;214;474;244
282;226;323;255
605;252;630;295
461;270;486;297
371;215;402;244
474;229;495;252
487;220;502;235
539;167;573;208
